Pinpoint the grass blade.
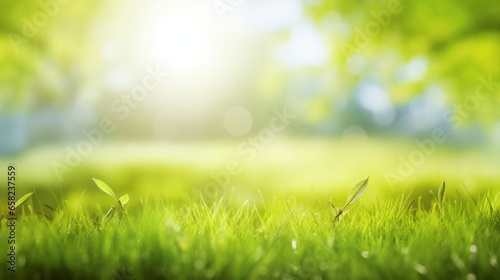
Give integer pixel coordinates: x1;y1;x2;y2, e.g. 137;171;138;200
406;199;415;213
102;205;116;222
93;178;116;200
343;177;369;209
15;192;33;209
438;181;446;206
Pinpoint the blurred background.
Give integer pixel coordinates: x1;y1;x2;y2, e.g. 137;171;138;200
1;0;499;208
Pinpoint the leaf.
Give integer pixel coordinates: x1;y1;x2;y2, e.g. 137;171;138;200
15;192;33;208
343;177;369;209
93;178;116;200
119;194;129;206
438;181;446;206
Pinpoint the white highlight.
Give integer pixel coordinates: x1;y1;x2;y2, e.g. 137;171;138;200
153;8;217;72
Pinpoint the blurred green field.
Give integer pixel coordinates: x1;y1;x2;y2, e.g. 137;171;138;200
2;139;500;280
3;139;499;213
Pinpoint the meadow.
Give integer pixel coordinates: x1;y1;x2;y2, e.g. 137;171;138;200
1;140;499;279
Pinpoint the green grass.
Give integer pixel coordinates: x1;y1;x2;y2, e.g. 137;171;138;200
2;141;499;279
3;185;499;280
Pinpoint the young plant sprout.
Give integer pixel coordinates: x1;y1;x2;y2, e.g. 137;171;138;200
92;178;129;220
15;192;34;209
1;192;34;221
330;177;369;223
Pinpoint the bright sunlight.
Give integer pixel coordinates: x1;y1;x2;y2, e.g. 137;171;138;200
150;6;219;73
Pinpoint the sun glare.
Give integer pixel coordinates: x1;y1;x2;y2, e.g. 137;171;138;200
151;9;217;73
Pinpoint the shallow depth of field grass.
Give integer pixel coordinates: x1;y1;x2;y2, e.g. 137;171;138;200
1;141;499;279
3;180;500;280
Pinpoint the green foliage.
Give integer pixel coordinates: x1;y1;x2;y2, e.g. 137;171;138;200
93;178;116;200
2;0;499;126
0;192;33;220
332;177;369;222
92;178;129;214
438;181;446;207
344;177;369;209
304;0;500;126
15;192;33;209
3;191;499;280
119;194;129;206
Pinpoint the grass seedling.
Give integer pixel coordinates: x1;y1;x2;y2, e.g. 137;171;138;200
92;178;129;220
330;177;369;224
15;192;34;210
1;192;34;222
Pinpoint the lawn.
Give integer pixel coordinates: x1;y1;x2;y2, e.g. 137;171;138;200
5;181;500;280
1;140;499;279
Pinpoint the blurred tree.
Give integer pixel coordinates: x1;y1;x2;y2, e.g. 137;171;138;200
304;0;500;126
